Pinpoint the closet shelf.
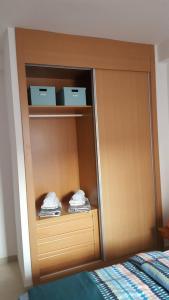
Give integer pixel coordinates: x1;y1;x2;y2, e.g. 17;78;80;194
36;206;97;222
29;114;84;118
29;105;92;118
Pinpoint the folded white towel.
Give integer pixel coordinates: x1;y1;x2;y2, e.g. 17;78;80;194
69;189;86;206
69;198;85;206
41;192;61;209
71;190;85;202
68;198;91;213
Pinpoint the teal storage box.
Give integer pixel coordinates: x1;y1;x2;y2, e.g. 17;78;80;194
57;87;86;106
29;86;56;106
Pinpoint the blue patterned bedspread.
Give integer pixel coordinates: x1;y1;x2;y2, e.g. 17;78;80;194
21;251;169;300
90;251;169;300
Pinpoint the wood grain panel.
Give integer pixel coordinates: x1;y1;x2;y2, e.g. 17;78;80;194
95;69;156;259
39;243;95;276
37;214;93;239
14;58;40;282
28;106;92;116
76;112;98;206
15;28;153;72
37;229;94;255
15;28;162;283
36;207;97;226
25;65;91;80
92;209;101;258
27;77;78;90
37;208;100;275
30;117;80;206
159;227;169;240
39;259;103;283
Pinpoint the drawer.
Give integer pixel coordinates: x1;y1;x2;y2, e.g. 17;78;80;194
39;243;95;276
38;228;94;256
37;212;94;239
36;209;100;278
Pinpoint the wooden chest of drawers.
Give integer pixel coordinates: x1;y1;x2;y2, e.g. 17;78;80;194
159;227;169;240
36;208;100;279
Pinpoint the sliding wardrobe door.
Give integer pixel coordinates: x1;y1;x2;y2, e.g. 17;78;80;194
95;69;156;260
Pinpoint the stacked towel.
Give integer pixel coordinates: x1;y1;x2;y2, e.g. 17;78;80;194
39;192;62;217
68;190;91;213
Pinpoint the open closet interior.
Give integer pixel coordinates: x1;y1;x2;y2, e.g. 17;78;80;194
26;65;98;212
25;64;101;280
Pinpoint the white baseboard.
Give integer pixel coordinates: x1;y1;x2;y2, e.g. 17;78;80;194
0;255;17;264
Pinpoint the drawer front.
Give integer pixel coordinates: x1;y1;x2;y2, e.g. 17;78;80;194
37;213;93;239
39;243;95;276
38;229;94;256
36;209;100;278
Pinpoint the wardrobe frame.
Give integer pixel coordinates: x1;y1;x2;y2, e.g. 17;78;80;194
15;28;163;283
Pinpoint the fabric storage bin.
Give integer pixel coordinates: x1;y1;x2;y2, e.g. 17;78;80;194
29;86;56;106
57;87;86;106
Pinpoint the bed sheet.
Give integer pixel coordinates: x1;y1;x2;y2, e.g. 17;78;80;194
19;251;169;300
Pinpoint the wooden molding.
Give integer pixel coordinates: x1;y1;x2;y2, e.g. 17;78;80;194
15;28;153;72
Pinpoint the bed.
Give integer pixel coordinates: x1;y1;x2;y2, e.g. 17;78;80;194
19;250;169;300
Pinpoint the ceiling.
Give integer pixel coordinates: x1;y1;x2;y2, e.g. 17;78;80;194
0;0;169;48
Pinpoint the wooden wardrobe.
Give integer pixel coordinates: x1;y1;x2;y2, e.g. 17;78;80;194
15;28;162;284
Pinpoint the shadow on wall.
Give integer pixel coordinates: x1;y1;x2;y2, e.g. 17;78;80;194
0;70;17;258
156;59;169;227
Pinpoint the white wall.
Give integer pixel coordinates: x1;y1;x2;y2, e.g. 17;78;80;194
158;40;169;62
155;43;169;230
156;60;169;226
0;55;17;259
3;28;32;287
155;49;169;248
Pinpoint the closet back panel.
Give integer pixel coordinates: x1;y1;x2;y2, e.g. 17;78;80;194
30;118;80;207
76;114;98;207
26;66;93;105
96;69;156;259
